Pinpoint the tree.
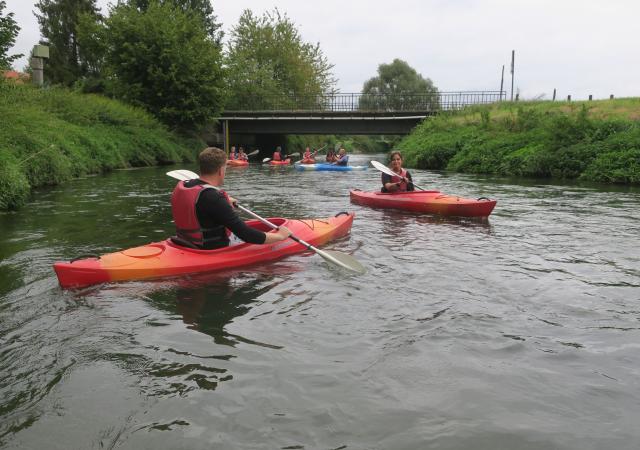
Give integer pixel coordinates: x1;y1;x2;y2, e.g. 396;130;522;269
102;1;226;130
125;0;223;44
225;9;336;110
34;0;102;85
359;59;440;111
0;0;22;70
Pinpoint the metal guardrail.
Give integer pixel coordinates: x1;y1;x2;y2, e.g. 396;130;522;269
225;91;506;112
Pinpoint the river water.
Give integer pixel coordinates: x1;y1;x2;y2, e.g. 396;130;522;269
1;154;639;449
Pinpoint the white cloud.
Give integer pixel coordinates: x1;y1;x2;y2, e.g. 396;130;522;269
5;0;639;99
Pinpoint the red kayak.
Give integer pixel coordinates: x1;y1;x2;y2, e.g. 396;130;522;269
350;190;496;217
53;213;355;288
227;159;249;167
269;159;291;166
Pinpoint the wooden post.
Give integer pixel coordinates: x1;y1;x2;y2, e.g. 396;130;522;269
589;95;592;101
610;94;614;99
222;120;229;154
552;88;556;101
567;95;571;102
515;93;519;101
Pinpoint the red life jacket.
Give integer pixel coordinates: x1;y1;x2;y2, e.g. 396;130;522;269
171;181;231;248
273;151;281;161
304;151;312;159
384;168;409;191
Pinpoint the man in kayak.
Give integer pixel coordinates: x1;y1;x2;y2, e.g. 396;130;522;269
381;151;414;193
333;148;349;166
171;147;291;249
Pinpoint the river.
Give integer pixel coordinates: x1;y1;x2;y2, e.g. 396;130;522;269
1;154;639;449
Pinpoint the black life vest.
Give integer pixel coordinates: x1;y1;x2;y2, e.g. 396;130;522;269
171;181;230;248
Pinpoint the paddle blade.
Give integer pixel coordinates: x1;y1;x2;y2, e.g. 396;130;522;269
370;160;396;177
167;169;199;181
262;157;271;163
316;249;366;274
247;149;259;156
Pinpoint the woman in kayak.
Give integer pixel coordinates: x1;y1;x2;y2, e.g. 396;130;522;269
229;146;237;160
325;148;336;162
237;147;248;161
171;147;291;249
381;151;414;193
273;146;284;161
333;148;349;166
302;147;316;163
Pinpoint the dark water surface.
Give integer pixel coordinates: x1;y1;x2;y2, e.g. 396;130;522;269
1;154;639;449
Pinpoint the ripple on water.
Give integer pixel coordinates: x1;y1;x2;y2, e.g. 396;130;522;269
1;162;640;449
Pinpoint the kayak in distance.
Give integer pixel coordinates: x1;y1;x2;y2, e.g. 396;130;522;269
227;159;249;167
295;163;368;171
269;159;291;166
349;190;496;217
54;212;355;289
300;158;316;164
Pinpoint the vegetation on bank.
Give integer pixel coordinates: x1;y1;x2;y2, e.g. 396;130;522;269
0;82;201;210
398;98;640;184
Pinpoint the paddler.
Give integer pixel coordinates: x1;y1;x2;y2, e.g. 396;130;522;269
171;147;291;249
302;146;315;163
237;146;248;161
273;146;285;161
381;151;414;193
332;148;349;166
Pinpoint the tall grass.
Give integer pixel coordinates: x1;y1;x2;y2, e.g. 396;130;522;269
0;82;203;210
398;99;640;184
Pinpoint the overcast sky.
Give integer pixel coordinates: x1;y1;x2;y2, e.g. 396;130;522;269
6;0;640;100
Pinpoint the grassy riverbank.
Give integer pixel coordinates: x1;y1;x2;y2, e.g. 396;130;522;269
398;98;640;184
0;83;202;210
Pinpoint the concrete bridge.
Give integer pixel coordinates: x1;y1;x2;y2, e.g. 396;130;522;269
214;91;504;152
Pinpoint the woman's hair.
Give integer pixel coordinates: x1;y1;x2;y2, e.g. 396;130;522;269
389;150;403;161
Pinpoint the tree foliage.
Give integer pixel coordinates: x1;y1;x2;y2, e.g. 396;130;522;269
360;58;439;111
101;1;226;130
0;0;22;70
225;8;335;110
34;0;102;86
124;0;222;44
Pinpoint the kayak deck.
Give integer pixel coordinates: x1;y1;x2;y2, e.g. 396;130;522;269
54;213;355;288
350;190;496;217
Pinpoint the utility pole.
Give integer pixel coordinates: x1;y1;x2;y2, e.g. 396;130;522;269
500;65;505;100
510;50;515;101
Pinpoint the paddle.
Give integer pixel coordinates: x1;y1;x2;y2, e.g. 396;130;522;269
263;152;299;164
166;169;366;274
370;160;425;191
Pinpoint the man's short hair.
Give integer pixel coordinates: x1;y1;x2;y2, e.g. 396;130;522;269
199;147;226;175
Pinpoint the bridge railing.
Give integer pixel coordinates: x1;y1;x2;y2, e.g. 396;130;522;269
225;91;506;112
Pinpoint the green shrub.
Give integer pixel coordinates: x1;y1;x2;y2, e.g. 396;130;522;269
396;99;640;184
0;84;201;210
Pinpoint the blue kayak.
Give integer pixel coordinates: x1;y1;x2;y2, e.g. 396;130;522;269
295;163;367;171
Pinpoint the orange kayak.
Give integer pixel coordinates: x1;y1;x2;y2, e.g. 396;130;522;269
54;213;355;288
350;190;496;217
300;158;316;164
269;159;291;165
227;159;249;166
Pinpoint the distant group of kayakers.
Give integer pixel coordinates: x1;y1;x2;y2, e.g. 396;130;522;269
227;144;352;167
